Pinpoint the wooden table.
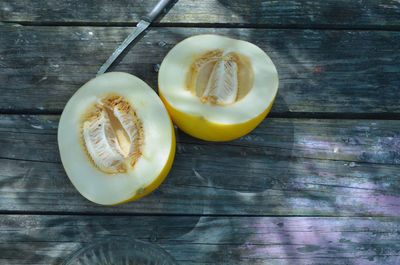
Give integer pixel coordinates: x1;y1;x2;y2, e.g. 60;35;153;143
1;1;400;264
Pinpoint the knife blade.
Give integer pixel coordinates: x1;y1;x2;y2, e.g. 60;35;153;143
97;0;176;76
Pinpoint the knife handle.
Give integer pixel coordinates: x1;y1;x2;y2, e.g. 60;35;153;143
142;0;177;23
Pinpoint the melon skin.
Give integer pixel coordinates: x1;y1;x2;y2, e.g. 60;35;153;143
158;34;279;141
160;93;276;142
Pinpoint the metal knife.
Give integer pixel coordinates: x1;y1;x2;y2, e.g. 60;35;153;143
97;0;176;76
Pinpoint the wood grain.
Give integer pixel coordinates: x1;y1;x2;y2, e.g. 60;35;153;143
2;2;399;264
1;114;399;216
1;0;400;28
1;215;400;264
1;26;399;115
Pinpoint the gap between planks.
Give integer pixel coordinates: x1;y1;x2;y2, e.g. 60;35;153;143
2;21;400;31
1;110;400;121
0;210;397;218
0;140;398;166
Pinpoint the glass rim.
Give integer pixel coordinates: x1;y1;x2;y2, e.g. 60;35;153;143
62;237;177;265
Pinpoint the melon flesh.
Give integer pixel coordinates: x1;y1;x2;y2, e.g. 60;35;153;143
58;72;175;205
158;34;279;141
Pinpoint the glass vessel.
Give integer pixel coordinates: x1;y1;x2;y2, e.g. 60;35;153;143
63;238;177;265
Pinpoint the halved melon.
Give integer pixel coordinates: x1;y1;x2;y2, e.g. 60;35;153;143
58;72;175;205
158;34;279;141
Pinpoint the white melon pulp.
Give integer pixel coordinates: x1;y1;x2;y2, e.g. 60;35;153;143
58;72;175;205
158;34;279;141
82;95;144;174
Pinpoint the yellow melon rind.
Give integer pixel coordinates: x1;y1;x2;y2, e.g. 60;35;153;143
160;92;277;141
58;72;175;205
158;34;279;141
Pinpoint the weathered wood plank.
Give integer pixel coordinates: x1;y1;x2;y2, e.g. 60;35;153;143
2;115;400;165
1;114;399;215
1;26;399;114
1;215;400;264
1;0;400;28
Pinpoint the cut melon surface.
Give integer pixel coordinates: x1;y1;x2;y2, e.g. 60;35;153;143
158;34;279;141
58;72;175;205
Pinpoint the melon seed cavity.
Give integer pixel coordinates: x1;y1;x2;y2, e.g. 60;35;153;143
81;95;144;174
185;49;254;105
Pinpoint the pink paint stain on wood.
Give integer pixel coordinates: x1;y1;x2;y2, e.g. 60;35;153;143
366;194;400;214
344;189;400;216
243;218;345;245
313;66;323;72
236;218;400;262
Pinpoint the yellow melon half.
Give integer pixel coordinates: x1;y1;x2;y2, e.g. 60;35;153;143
58;72;175;205
158;34;279;141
